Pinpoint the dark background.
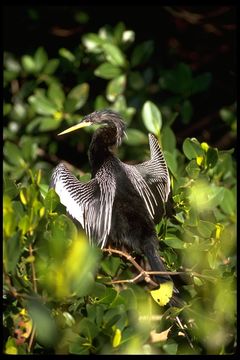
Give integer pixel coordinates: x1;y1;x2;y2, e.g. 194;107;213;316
3;5;237;149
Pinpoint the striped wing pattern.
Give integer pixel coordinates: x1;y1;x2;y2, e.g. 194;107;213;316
51;162;116;248
128;134;170;221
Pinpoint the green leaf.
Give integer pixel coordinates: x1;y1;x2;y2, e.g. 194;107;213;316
163;235;185;249
34;47;48;72
94;95;109;110
198;220;215;238
131;40;154;67
5;233;21;273
102;43;126;67
94;62;122;79
185;160;200;179
161;126;176;152
219;188;236;216
44;188;59;212
4;103;12;116
59;48;75;62
124;129;148;146
20;136;38;161
106;75;126;102
180;100;193;124
114;21;126;43
142;101;162;136
163;341;178;355
27;300;58;348
67;83;89;111
29;93;58;115
4;141;24;167
3;177;19;199
63;98;78;113
208;251;217;269
43;58;59;75
18;214;31;235
82;33;104;52
160;63;192;95
21;55;36;73
193;276;204;286
207;185;225;208
78;317;99;341
206;147;218;168
4;337;18;355
191;72;212;95
128;71;145;90
38;116;62;131
120;288;137;310
48;83;65;109
182;137;204;160
97;288;118;305
69;336;89;355
164;151;178;177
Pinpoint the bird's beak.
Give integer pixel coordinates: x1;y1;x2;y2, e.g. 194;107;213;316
58;121;93;136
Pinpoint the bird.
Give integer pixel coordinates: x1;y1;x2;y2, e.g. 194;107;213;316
50;109;179;306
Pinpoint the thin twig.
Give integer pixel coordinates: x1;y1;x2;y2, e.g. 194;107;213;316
103;248;158;287
102;247;216;287
29;245;37;293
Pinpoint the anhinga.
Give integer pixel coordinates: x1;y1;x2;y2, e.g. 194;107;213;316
51;109;179;305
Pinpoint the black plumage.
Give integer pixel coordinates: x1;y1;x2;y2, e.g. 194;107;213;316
51;109;179;303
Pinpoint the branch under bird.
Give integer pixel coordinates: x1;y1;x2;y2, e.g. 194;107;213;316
50;109;180;306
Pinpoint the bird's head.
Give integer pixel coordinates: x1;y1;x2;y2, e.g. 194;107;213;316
58;109;126;147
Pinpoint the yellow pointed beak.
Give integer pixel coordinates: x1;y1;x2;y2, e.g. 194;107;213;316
58;121;92;136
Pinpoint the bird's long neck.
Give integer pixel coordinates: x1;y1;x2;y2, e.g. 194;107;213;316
89;126;118;176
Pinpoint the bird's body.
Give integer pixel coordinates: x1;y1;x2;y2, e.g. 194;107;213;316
51;109;179;302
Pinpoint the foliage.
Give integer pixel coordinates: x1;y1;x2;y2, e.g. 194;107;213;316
3;16;236;355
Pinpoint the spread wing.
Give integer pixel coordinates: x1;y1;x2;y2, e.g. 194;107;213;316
122;134;171;223
50;162;116;248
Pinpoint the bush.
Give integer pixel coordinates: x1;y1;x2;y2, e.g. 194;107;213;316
3;18;236;355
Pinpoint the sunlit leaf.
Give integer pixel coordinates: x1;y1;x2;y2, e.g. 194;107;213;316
163;235;185;249
3;177;19;199
182;137;204;160
29;93;58;115
94;62;122;79
34;47;48;72
67;83;89;111
21;55;36;73
102;43;126;67
48;83;65;109
44;188;59;212
106;75;126;102
150;281;174;306
113;328;122;348
59;48;75;62
142;101;162;136
82;33;104;52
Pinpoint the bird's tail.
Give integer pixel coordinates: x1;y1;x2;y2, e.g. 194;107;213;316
143;240;183;307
